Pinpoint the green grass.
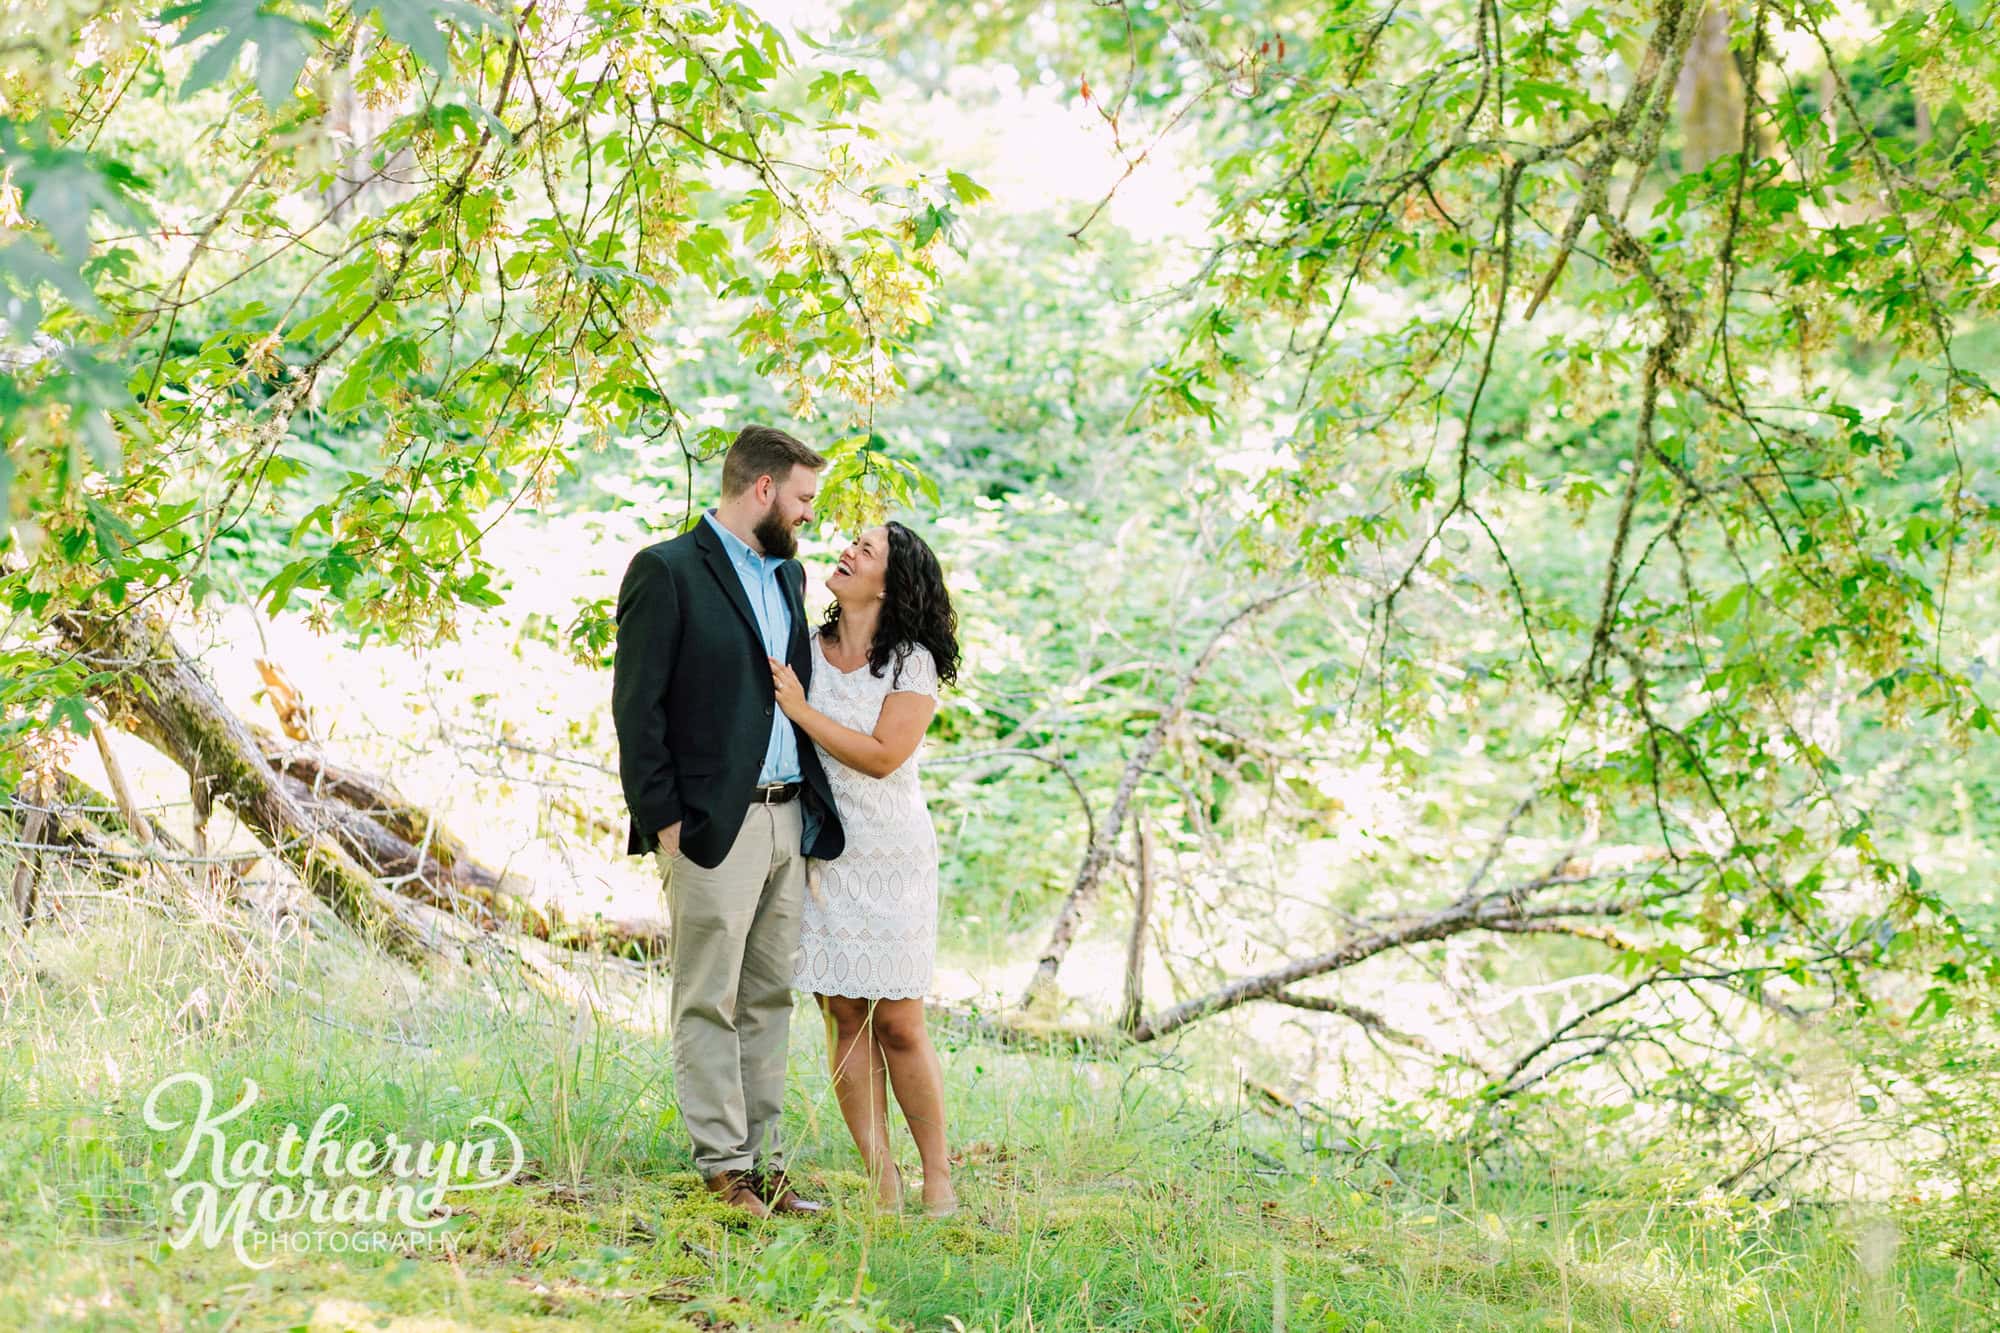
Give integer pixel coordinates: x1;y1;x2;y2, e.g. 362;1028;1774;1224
0;875;1989;1331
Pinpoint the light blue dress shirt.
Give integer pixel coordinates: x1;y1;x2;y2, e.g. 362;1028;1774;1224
704;511;802;786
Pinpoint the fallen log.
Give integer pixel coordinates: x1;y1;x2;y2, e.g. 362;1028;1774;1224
52;602;666;961
262;747;667;956
282;771;670;955
11;775;637;1015
244;681;667;953
55;602;437;959
248;683;660;952
257;730;483;871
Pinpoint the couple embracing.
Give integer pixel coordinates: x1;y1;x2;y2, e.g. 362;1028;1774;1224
611;425;961;1219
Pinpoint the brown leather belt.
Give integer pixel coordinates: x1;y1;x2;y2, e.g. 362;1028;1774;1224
755;782;801;804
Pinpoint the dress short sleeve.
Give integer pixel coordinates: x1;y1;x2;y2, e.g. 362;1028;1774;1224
890;644;939;697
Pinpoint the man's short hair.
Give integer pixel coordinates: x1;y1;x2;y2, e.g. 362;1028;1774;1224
721;425;826;497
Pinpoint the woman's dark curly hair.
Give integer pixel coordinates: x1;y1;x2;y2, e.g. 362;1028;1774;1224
818;520;960;690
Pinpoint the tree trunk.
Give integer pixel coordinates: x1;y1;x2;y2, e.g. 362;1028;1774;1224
259;734;478;868
264;752;667;956
56;603;434;959
1119;814;1154;1035
7;786;49;925
1023;583;1308;1006
52;602;669;960
1675;8;1744;173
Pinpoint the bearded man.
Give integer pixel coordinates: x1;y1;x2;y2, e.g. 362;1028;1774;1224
612;424;846;1218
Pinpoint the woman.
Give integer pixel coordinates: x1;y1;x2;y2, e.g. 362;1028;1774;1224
767;520;960;1216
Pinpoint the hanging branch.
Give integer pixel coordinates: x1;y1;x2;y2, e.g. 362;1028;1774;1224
1128;891;1647;1042
1023;581;1311;1006
1119;811;1155;1035
1271;990;1457;1066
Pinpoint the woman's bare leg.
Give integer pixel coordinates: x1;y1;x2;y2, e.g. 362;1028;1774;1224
820;995;900;1207
867;1026;894;1188
872;998;955;1214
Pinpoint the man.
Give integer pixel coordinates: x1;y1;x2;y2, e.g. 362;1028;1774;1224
612;424;845;1218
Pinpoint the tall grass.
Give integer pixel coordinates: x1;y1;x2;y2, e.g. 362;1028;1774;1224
0;858;1986;1330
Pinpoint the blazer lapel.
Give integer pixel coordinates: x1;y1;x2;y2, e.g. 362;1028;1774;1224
694;520;763;649
782;562;810;671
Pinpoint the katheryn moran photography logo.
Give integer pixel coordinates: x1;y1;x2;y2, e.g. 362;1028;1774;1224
142;1071;525;1269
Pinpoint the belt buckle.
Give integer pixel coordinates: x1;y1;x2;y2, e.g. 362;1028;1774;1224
760;783;782;804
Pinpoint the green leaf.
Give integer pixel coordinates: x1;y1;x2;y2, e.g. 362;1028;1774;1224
914;204;952;248
84;498;136;561
162;0;319;106
8;143;151;263
364;0;449;74
0;237;105;315
946;170;991;205
1912;986;1953;1022
260;556;313;614
48;696;91;736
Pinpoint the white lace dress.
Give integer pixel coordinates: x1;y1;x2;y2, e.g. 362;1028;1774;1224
793;637;940;1000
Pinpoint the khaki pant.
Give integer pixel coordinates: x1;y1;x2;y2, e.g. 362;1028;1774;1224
657;801;804;1177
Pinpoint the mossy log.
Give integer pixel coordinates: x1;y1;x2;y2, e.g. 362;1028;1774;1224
257;732;481;869
54;604;434;960
52;603;666;961
273;767;667;955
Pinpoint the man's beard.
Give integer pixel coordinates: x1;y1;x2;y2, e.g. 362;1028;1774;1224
753;503;798;560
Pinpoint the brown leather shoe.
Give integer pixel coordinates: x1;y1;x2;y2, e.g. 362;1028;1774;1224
748;1166;825;1216
704;1169;772;1219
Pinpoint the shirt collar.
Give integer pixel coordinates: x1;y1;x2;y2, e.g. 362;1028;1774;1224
704;510;780;573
